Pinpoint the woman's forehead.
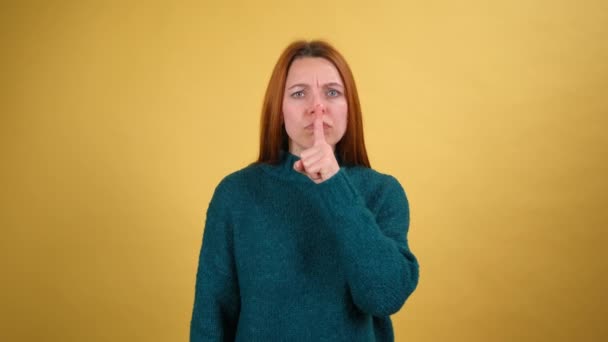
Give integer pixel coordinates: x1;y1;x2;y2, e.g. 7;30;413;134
286;57;343;86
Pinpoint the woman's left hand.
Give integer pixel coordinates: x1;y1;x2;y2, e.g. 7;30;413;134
293;114;340;184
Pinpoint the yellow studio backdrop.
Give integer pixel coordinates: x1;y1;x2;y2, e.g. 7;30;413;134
1;0;607;341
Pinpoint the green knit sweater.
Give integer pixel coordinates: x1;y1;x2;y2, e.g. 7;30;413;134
190;151;419;341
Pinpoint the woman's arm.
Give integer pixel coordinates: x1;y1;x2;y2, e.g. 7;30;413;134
310;170;419;317
190;181;240;341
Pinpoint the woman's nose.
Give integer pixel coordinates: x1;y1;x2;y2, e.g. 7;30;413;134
308;94;326;114
309;103;326;114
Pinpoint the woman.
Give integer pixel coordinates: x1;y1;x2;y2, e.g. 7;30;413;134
190;40;419;341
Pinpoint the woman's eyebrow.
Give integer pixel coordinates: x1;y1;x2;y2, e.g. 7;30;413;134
287;82;344;90
287;83;310;90
324;82;344;88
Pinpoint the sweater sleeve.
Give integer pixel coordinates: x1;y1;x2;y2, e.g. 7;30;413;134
310;169;419;317
190;180;240;341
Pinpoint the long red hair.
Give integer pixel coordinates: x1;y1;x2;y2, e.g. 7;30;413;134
255;40;371;167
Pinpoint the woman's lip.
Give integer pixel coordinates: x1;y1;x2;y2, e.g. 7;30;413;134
305;123;331;129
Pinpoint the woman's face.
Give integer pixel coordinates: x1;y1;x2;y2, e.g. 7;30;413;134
282;57;348;156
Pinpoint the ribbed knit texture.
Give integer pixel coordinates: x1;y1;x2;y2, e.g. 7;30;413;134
190;150;419;341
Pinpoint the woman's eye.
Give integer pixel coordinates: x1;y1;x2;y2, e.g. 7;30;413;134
327;89;341;97
291;91;305;98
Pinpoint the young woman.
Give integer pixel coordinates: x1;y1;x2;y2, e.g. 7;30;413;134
190;40;419;341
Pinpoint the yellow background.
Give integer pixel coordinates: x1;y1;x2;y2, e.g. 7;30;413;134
1;0;607;341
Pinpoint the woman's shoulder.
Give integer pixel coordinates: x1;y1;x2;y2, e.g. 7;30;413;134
341;166;410;211
344;165;403;188
213;163;262;191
